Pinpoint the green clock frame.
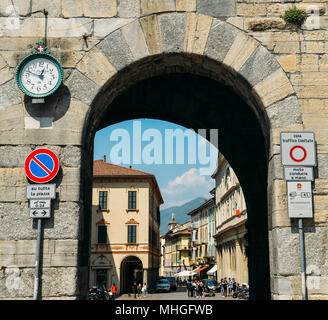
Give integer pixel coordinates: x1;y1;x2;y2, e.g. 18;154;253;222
15;51;63;98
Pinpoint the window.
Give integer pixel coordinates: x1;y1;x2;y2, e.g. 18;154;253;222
128;191;137;209
97;225;108;244
96;269;107;288
99;191;108;210
127;225;137;243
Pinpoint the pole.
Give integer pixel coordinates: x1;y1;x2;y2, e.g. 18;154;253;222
33;218;42;300
298;218;307;300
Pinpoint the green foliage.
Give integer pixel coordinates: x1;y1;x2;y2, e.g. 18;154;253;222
282;7;307;27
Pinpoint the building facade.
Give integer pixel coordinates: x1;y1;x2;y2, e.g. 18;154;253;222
161;217;192;277
189;198;216;277
90;158;163;293
1;0;328;300
212;154;248;285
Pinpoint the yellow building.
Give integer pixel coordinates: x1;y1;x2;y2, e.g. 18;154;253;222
212;154;248;284
89;157;163;293
161;217;192;277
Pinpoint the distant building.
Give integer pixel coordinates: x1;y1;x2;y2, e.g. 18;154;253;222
161;216;192;277
188;198;216;278
89;157;163;293
212;154;248;284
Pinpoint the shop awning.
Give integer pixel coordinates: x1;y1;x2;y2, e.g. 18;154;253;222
194;266;208;272
174;270;197;277
206;264;217;275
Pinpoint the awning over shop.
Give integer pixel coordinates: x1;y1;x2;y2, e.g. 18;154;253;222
194;266;208;272
174;270;197;277
206;264;217;275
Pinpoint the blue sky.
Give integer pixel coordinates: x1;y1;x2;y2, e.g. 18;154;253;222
94;119;218;209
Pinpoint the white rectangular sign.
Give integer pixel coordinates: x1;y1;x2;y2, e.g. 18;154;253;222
287;181;313;218
26;184;56;199
30;199;51;209
284;167;314;181
280;132;316;166
29;208;51;218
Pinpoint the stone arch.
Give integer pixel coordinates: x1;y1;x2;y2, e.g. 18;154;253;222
62;12;302;299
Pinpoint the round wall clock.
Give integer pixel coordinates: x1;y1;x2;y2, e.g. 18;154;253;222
15;42;63;98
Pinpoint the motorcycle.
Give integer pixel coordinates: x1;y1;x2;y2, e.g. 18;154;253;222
88;286;106;300
232;284;249;300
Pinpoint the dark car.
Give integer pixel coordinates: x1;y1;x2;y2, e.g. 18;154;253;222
165;277;177;291
201;279;216;295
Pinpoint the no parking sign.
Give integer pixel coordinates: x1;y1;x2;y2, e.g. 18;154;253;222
25;149;60;183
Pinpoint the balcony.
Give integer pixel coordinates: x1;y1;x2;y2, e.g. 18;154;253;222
176;245;189;251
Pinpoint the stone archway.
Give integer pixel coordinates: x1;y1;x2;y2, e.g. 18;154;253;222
120;256;143;294
0;12;304;300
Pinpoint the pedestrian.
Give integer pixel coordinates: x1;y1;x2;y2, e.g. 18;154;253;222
198;281;204;298
220;279;225;297
186;280;192;297
228;278;233;296
142;283;147;297
110;283;118;300
223;278;228;297
132;281;138;299
192;280;197;297
232;278;236;295
137;283;142;297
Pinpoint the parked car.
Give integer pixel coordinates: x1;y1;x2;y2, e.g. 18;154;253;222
156;279;171;292
201;279;216;296
165;277;177;291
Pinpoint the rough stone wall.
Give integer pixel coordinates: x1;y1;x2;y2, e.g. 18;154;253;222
0;0;327;300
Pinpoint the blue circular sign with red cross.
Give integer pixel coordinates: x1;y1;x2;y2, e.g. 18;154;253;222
25;149;60;183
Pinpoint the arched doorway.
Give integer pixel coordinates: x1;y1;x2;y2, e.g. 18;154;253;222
68;12;302;300
120;256;143;294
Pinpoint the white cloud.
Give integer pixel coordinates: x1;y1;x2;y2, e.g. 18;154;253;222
161;168;215;209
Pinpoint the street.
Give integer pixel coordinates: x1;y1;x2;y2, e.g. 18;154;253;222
116;287;236;300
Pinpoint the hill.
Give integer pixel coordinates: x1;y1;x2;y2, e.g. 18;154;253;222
160;197;207;235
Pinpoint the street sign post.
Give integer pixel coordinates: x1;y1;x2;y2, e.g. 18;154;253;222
284;166;314;181
287;181;313;218
280;132;316;166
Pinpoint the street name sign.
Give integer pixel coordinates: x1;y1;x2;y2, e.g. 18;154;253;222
25;148;60;183
29;209;51;218
30;199;51;209
280;132;316;166
287;181;313;218
26;184;56;199
284;167;314;181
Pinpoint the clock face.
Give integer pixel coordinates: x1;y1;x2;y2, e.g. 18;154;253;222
20;58;60;96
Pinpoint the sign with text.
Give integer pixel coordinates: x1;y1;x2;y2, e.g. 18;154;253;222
26;184;56;199
287;181;313;218
280;132;316;166
284;166;314;181
30;199;51;209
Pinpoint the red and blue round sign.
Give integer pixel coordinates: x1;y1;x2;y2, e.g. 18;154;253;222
25;149;60;183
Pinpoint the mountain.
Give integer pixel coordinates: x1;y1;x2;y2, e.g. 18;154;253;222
160;197;207;235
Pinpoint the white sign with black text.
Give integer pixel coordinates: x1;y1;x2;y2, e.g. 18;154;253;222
284;166;314;181
26;184;56;199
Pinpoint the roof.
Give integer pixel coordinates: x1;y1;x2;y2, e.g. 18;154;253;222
93;160;163;204
187;197;215;216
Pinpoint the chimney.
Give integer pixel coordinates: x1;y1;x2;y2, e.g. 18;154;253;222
129;165;132;168
103;155;106;162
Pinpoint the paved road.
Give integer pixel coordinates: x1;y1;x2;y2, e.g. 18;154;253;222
116;287;237;300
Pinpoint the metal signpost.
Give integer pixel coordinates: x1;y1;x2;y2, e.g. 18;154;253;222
280;132;316;300
25;149;60;300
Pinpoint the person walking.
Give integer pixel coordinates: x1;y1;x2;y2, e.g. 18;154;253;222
192;280;197;297
186;280;192;297
137;283;142;298
223;278;228;297
142;283;147;297
110;283;118;300
228;278;233;296
132;281;138;299
220;279;225;297
198;281;204;298
232;278;236;295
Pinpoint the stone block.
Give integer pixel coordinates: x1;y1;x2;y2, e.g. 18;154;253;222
239;45;281;87
121;20;150;60
317;154;328;179
83;0;117;18
205;19;239;63
62;146;82;168
118;0;140;17
176;0;196;12
65;70;100;105
98;29;134;71
302;41;325;54
77;47;116;87
50;254;78;267
31;0;61;17
197;0;236;18
277;54;297;72
140;15;162;55
93;18;134;38
0;0;31;16
0;104;23;132
62;0;83;17
140;0;175;15
296;86;328;99
54;240;79;254
246;18;286;31
0;146;32;168
184;13;213;55
274;41;300;54
237;4;267;16
0;67;12;86
47;18;93;38
319;54;328;71
223;33;259;72
0;79;22;108
268;154;283;182
158;13;186;53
